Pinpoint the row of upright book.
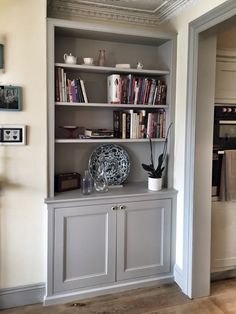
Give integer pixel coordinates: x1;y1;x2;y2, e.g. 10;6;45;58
55;67;168;106
108;74;167;105
113;109;166;139
55;67;88;103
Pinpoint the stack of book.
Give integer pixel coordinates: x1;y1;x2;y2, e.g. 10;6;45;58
84;128;114;138
55;67;88;103
107;74;167;105
113;109;166;139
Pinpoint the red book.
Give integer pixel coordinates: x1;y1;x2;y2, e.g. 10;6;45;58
144;79;152;104
130;77;136;104
55;68;60;102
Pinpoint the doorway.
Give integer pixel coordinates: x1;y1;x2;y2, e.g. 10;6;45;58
184;1;236;299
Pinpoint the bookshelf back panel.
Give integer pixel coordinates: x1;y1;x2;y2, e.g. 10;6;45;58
54;142;164;183
55;36;170;70
55;107;113;138
55;27;170;47
64;71;107;103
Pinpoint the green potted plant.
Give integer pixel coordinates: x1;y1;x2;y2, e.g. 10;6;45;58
142;123;172;191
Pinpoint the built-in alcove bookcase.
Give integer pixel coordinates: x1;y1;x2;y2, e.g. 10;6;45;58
45;18;177;305
47;19;176;198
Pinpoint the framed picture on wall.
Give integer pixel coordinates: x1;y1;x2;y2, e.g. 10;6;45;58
0;85;22;111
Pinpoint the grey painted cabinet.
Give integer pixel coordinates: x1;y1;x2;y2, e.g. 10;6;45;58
117;199;171;281
53;204;116;292
46;193;174;302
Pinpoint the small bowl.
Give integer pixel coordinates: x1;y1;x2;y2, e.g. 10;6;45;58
83;57;94;65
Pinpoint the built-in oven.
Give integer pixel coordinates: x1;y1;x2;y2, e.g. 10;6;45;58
212;105;236;197
213;106;236;150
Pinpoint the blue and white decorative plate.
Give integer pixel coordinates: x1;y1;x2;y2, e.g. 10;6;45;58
89;144;130;185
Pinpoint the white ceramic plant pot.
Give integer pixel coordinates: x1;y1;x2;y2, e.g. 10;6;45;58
148;177;162;191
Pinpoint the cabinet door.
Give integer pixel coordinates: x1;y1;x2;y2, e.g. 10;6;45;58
215;61;236;103
53;204;116;293
211;201;236;271
117;199;171;281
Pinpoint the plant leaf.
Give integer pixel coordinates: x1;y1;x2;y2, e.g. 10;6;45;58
142;163;154;172
158;153;164;166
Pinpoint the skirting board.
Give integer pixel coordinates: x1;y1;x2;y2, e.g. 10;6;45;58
0;283;45;310
44;275;174;306
211;268;236;281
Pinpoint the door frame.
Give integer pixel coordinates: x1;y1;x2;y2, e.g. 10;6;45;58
183;0;236;298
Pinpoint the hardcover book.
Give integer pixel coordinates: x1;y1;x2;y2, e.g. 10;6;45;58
113;110;122;138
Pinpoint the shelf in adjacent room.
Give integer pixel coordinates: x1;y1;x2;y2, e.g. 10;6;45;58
55;138;166;144
55;102;169;109
55;63;170;75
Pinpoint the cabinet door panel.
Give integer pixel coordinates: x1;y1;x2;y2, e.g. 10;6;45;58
211;201;236;271
117;199;171;281
54;204;116;292
215;61;236;103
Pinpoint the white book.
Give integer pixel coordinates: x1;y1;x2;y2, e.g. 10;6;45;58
152;86;158;105
148;79;156;105
133;81;139;105
80;79;88;103
147;112;152;137
128;109;134;139
133;113;138;139
122;112;126;139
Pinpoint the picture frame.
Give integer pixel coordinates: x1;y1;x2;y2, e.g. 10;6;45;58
0;85;22;111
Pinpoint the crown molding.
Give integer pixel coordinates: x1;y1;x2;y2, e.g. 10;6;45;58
47;0;198;26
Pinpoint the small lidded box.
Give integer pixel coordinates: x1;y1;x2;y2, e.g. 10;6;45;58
55;172;81;192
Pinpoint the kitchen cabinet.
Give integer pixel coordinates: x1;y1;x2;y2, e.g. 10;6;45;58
211;201;236;272
215;50;236;104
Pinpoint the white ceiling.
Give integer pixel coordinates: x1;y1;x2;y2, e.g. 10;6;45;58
48;0;198;26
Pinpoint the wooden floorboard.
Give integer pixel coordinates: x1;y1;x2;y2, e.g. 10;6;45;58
2;278;236;313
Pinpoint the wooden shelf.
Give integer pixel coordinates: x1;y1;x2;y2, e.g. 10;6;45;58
55;102;169;109
55;63;169;76
55;138;165;144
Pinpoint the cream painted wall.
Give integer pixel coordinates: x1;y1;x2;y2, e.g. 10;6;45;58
165;0;228;270
0;0;47;288
0;0;231;292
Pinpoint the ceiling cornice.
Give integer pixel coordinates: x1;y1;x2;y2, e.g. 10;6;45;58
47;0;198;26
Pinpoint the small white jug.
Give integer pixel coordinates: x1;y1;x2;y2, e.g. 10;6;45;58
64;53;77;64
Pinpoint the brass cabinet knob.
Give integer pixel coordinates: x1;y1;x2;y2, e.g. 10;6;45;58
111;205;118;211
119;205;126;210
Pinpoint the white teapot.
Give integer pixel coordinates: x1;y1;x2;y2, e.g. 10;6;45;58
64;53;77;64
